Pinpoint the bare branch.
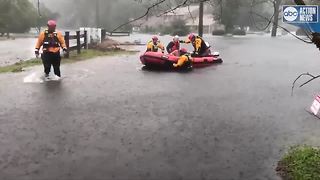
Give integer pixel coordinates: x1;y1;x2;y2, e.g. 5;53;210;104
291;73;320;96
188;4;195;23
250;0;313;44
156;0;189;17
111;0;168;32
249;0;275;31
300;75;320;88
250;10;313;44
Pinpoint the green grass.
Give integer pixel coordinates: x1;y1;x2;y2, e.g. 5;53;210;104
277;146;320;180
0;49;138;73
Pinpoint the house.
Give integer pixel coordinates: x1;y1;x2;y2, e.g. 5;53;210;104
185;14;216;34
132;4;217;34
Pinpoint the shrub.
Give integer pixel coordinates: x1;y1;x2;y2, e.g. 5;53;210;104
276;146;320;180
212;29;226;36
160;19;190;36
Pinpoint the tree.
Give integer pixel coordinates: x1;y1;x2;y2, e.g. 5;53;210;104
210;0;256;32
250;0;297;37
37;4;60;32
0;0;11;35
161;19;190;35
271;0;282;37
0;0;57;35
199;1;204;36
6;0;38;33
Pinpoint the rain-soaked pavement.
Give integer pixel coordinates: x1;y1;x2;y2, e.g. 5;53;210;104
1;34;320;180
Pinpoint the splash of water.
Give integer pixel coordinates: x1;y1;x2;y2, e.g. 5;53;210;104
23;72;44;83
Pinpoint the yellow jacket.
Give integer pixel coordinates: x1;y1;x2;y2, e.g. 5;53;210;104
35;30;67;53
146;41;164;52
185;37;204;53
173;54;191;67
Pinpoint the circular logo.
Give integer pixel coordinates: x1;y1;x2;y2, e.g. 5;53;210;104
283;7;298;22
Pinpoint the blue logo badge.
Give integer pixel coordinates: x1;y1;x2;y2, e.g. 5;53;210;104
283;5;318;23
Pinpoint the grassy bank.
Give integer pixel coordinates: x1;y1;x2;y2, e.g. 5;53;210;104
276;146;320;180
0;49;138;73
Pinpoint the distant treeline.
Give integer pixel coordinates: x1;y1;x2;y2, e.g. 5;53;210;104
0;0;58;34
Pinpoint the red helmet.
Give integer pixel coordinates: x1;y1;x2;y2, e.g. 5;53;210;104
180;48;188;54
47;20;57;27
152;36;158;41
188;33;195;41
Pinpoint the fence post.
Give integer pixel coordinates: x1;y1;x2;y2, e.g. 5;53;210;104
101;29;106;42
64;31;70;58
84;30;88;49
76;31;81;54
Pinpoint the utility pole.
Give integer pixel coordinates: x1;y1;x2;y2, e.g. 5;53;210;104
271;0;282;37
198;0;204;37
37;0;41;33
220;0;223;24
96;0;100;28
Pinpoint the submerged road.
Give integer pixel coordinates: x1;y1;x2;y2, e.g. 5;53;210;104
1;35;320;180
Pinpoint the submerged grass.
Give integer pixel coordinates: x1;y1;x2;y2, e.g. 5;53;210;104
0;49;138;73
276;145;320;180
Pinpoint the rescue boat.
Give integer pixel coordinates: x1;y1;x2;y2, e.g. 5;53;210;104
140;51;223;68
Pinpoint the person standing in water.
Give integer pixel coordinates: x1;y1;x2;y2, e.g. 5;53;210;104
35;20;67;79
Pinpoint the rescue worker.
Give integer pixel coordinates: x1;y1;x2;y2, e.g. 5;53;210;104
146;36;164;53
185;33;210;57
166;35;185;56
173;48;192;70
35;20;67;79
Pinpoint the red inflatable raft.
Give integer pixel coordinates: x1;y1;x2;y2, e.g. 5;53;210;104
140;51;222;68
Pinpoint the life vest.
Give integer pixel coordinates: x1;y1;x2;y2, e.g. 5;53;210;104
192;36;208;54
171;41;180;52
181;53;191;63
180;54;192;69
184;54;191;62
148;41;160;52
43;30;60;51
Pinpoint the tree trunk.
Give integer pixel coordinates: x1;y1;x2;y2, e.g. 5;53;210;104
271;0;281;37
96;0;100;28
220;0;223;23
198;1;204;37
294;0;305;5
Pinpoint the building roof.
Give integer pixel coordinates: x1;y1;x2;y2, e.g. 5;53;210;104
164;5;199;16
131;4;215;28
186;14;215;26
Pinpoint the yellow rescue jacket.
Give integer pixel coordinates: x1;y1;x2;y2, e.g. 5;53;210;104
146;40;164;52
185;36;207;54
174;54;191;67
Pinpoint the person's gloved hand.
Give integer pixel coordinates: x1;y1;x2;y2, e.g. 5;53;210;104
173;63;178;68
35;49;39;58
62;48;68;56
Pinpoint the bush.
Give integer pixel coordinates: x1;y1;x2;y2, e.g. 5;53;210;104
160;19;190;36
141;26;157;34
212;29;226;36
276;146;320;180
232;29;246;36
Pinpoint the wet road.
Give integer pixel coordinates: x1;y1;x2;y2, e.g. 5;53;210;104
1;35;320;180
